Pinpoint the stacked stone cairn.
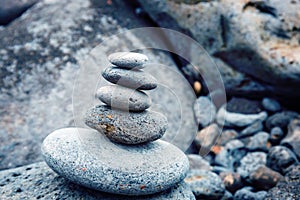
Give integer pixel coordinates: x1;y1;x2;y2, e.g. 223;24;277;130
42;52;192;198
87;52;168;144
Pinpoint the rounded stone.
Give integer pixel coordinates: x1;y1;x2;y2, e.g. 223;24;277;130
269;127;284;144
249;166;283;190
184;169;225;199
237;152;267;179
187;154;212;171
108;52;148;69
96;85;151;111
193;96;216;128
220;172;244;193
262;98;281;112
266;146;299;174
41;128;189;196
102;66;157;90
85;105;168;144
234;187;267;200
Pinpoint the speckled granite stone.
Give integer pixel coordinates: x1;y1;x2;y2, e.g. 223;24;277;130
96;85;151;112
102;66;157;90
85;105;168;144
185;169;225;199
0;162;195;199
108;52;148;69
41;127;189;195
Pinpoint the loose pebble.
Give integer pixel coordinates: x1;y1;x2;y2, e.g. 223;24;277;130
237;152;267;179
234;187;267;200
194;123;220;155
215;140;246;171
265;111;298;130
221;190;233;200
193;96;216;128
281;119;300;157
217;106;268;127
220;172;244;193
269;127;284;144
187;154;212;171
249;166;283;190
246;132;270;151
216;129;238;146
267;146;299;175
193;81;202;95
262;98;281;112
226;98;262;114
239;121;263;138
185;170;225;200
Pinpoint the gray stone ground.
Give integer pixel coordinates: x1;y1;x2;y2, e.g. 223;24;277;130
0;162;195;200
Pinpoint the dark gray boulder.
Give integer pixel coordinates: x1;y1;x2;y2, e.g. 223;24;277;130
136;0;300;100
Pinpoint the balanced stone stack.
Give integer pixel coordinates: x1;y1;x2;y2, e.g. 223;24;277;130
42;52;193;199
87;52;167;144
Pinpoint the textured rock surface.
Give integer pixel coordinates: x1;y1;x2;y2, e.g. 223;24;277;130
281;119;300;157
262;98;281;112
193;96;216;127
187;154;212;171
137;0;300;100
234;187;267;200
215;139;246;171
237;152;267;179
102;66;157;90
220;172;244;194
266;165;300;200
194;123;220;156
226;98;262;114
185;169;225;200
216;129;238;146
85;105;167;144
217;106;268;127
246;132;270;151
249;166;283;190
269;126;284;144
239;121;264;138
96;85;151;112
0;162;195;200
265;111;299;130
0;0;197;169
42;128;189;195
266;146;299;175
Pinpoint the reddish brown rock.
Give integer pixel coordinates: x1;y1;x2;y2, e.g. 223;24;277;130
194;123;220;156
249;166;284;190
220;172;244;193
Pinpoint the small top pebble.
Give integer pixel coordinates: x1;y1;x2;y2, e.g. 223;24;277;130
108;52;148;69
